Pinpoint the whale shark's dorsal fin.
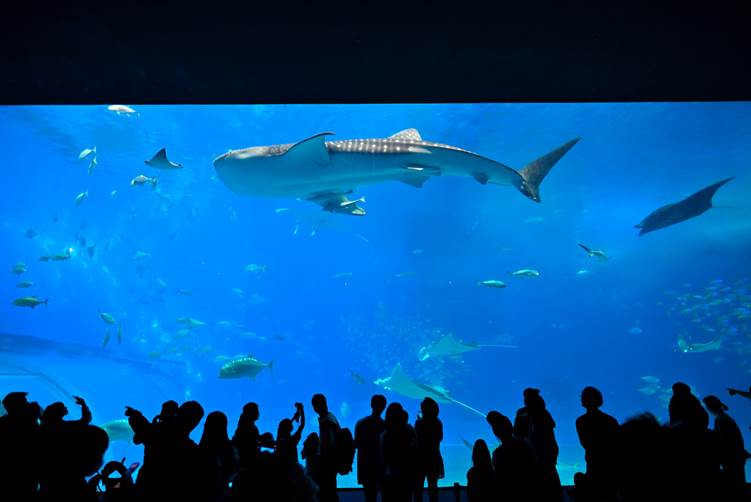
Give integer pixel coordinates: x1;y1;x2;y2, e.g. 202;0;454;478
388;128;422;141
285;132;334;165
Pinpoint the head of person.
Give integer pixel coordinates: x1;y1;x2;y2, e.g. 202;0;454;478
371;394;387;416
302;432;319;458
200;411;229;447
41;401;68;424
384;402;404;427
76;425;110;477
242;402;260;422
486;410;513;443
278;418;293;439
420;397;440;420
523;387;542;407
159;400;179;420
177;400;204;435
671;382;692;396
581;386;604;411
2;391;30;416
311;393;328;416
472;439;492;469
702;395;728;415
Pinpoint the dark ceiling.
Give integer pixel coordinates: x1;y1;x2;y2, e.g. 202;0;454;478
2;2;749;103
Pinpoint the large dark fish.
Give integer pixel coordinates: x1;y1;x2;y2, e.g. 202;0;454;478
635;177;735;236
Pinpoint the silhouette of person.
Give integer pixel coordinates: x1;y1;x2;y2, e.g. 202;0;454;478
665;383;718;502
40;396;92;427
380;403;417;502
613;412;666;502
513;388;562;501
575;386;619;501
487;410;539;502
199;411;236;501
276;402;306;466
312;393;341;502
233;402;260;471
466;439;496;502
702;395;749;501
354;394;387;502
39;423;109;502
87;459;138;502
301;432;322;488
413;397;444;502
0;391;41;499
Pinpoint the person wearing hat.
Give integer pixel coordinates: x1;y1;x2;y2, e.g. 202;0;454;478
703;395;749;500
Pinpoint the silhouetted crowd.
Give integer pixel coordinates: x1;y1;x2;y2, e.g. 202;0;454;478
0;383;749;502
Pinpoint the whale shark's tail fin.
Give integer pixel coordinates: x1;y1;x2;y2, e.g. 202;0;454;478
518;138;581;203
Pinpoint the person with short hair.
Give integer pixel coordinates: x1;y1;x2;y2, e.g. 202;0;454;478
355;394;387;502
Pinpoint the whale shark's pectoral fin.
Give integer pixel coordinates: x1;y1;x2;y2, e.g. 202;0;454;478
388;128;423;141
307;191;366;216
285;132;334;166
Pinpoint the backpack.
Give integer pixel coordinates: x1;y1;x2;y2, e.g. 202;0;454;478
335;427;355;475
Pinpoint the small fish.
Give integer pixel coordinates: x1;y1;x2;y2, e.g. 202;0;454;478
510;269;540;278
274;208;289;213
74;191;89;206
12;296;48;308
86;244;96;258
292;223;299;235
133;251;151;260
523;216;545;224
100;312;117;325
177;288;193;296
78;147;96;160
11;261;27;275
110;190;118;198
578;243;608;261
394;271;416;278
478;280;506;289
231;288;244;297
340;401;351;419
107;104;137;115
244;263;267;274
117;324;122;344
411;248;425;255
640;375;660;384
25;228;38;239
176;317;206;328
637;386;658;396
628;326;643;335
350;370;366;385
333;272;353;278
16;280;33;288
87;156;98;175
130;175;158;187
576;269;591;276
102;331;110;348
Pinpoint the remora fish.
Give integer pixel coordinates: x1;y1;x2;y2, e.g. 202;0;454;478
635;177;735;235
145;148;183;169
12;296;48;308
213;129;580;215
218;355;274;379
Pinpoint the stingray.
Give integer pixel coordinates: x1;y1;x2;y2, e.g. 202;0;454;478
374;363;486;417
635;177;735;235
417;333;517;361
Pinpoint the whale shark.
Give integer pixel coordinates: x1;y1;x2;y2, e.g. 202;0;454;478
374;363;486;417
213;129;580;215
635;177;735;235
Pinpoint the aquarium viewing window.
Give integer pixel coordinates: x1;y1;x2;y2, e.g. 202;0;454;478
1;103;750;487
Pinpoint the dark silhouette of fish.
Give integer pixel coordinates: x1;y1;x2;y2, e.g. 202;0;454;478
635;177;735;236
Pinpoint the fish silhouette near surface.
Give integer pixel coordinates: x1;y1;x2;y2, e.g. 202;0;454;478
635;177;735;235
213;129;580;215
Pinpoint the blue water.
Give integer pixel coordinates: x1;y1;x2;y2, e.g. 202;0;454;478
1;103;750;486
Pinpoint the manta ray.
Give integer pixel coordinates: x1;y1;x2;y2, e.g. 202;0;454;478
677;333;723;353
374;363;486;417
635;177;734;235
213;129;580;215
145;148;183;169
418;333;517;361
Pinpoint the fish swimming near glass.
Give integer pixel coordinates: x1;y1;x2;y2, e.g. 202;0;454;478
635;177;735;235
213;129;580;215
